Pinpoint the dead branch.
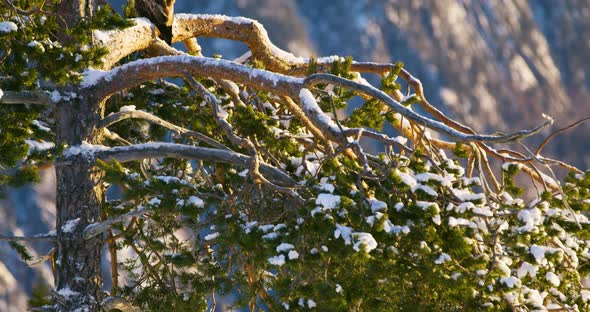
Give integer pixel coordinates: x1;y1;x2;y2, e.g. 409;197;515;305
92;143;296;187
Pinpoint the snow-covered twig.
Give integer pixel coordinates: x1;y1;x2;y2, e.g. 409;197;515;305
0;233;56;242
83;207;150;240
99;109;229;150
304;73;552;143
0;90;53;106
94;143;296;187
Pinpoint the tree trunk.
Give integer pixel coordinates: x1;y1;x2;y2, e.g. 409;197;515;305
54;91;105;311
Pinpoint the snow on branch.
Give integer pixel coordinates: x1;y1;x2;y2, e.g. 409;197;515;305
0;232;56;242
92;143;296;187
0;90;53;106
85;55;303;101
83;206;149;240
304;74;552;143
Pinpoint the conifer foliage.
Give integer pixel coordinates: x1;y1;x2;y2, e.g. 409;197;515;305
1;1;590;311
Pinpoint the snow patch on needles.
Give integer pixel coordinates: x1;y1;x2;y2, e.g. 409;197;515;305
334;224;378;253
187;196;204;208
268;254;286;266
0;22;18;33
25;140;54;152
276;243;295;253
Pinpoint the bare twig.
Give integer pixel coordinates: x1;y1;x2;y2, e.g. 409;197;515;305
0;233;56;242
0;91;53;106
99;109;230;150
91;143;296;187
536;116;590;155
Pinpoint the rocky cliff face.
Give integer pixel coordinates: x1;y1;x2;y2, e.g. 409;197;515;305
2;0;589;310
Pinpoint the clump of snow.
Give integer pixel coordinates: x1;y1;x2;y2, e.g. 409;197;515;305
334;224;353;245
149;88;165;95
25;140;54;152
0;21;18;33
262;232;279;240
453;189;485;202
517;208;544;233
316;55;345;64
315;193;341;210
28;40;45;52
61;218;80;233
368;198;387;212
268;254;286;266
334;224;378;253
395;169;417;188
204;232;219;241
529;245;560;264
448;217;470;227
393;136;408;145
352;232;377;252
148;197;161;206
435;253;451;264
288;250;299;260
545;271;560;286
57;286;78;298
119;105;136;112
502;162;522;171
81;68;107;88
32;120;51;132
238;169;249;177
187;196;205;208
499;276;520;288
49;90;62;103
413;184;438;197
517;262;538;278
415;172;454;186
276;243;295;253
319;181;335;193
63;141;109;158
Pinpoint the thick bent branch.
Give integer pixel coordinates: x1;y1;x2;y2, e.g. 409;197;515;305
94;14;301;72
93;143;296;187
85;55;303;101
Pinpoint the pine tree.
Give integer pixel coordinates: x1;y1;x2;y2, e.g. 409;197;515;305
1;1;589;311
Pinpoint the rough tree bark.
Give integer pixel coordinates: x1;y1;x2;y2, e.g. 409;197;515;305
54;92;105;310
53;0;105;310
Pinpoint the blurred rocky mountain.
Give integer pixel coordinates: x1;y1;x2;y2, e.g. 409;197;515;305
2;0;589;310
